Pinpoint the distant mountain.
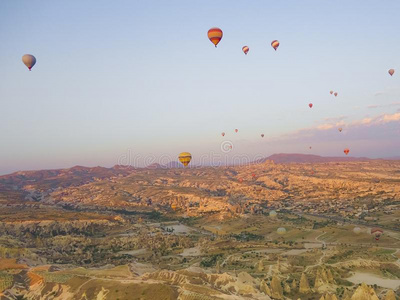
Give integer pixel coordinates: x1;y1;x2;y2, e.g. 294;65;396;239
256;153;371;164
163;161;183;169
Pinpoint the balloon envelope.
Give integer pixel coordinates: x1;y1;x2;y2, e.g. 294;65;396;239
277;227;286;235
353;227;361;234
261;134;264;138
330;91;334;94
344;148;350;155
388;69;395;76
242;46;249;55
22;54;36;71
269;210;277;218
309;103;313;108
208;27;223;47
271;40;280;51
221;132;225;137
178;152;192;167
334;92;338;97
235;129;238;133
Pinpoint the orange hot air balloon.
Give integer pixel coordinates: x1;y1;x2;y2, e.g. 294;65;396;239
242;46;249;55
330;91;334;95
235;129;238;133
222;132;225;137
344;148;350;155
388;69;395;76
334;92;338;97
261;134;264;138
309;103;313;108
208;27;223;47
338;128;343;132
271;40;280;51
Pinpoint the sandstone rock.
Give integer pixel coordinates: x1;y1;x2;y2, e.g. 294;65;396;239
299;273;311;294
351;283;379;300
270;276;283;299
385;290;396;300
260;280;272;297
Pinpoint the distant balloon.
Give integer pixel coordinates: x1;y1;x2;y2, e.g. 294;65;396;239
388;69;395;76
271;40;280;51
252;173;256;178
344;148;350;155
371;228;383;240
242;46;249;55
239;178;243;183
22;54;36;71
309;103;313;108
235;129;238;133
338;128;343;132
334;92;338;97
222;132;225;137
353;227;362;234
261;134;264;138
208;27;223;47
330;91;334;95
178;152;192;167
309;146;312;149
277;227;287;235
269;210;277;218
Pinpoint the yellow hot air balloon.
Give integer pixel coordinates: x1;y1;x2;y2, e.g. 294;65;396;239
242;46;249;55
178;152;192;167
207;28;223;47
22;54;36;71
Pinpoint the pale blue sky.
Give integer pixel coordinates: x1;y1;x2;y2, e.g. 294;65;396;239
1;1;399;174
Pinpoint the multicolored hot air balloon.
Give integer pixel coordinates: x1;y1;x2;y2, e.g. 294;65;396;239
344;148;350;155
22;54;36;71
338;128;343;132
271;40;280;51
242;46;249;55
309;103;313;108
208;27;223;47
178;152;192;167
330;91;334;95
235;129;238;133
222;132;225;137
371;228;383;240
388;69;395;76
334;92;338;97
277;227;287;235
261;134;264;138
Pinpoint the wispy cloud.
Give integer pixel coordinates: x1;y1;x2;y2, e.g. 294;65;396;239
368;102;400;109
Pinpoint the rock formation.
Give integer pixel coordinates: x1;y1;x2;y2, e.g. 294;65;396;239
351;283;379;300
299;273;311;294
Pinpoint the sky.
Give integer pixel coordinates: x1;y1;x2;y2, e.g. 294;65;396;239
0;1;399;174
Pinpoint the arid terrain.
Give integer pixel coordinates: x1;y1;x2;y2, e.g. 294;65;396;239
0;155;399;299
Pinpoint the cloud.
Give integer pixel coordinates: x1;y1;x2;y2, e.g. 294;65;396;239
368;102;400;109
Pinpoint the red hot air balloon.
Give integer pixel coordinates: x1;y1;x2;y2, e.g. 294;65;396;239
371;228;383;240
252;173;256;178
344;148;350;155
208;27;223;47
309;103;313;108
261;134;264;138
235;129;238;133
271;40;280;51
221;132;225;137
334;92;338;97
388;69;395;76
242;46;249;55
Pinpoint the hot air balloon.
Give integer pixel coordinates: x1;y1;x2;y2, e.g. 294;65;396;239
269;210;277;218
353;227;362;234
344;148;350;155
252;173;256;178
338;128;343;132
222;132;225;137
334;92;338;97
371;228;383;240
309;103;313;108
388;69;395;76
178;152;192;167
277;227;287;235
22;54;36;71
208;27;223;47
309;146;312;149
235;129;238;133
261;134;264;138
239;178;243;183
271;40;280;51
330;91;334;95
242;46;249;55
